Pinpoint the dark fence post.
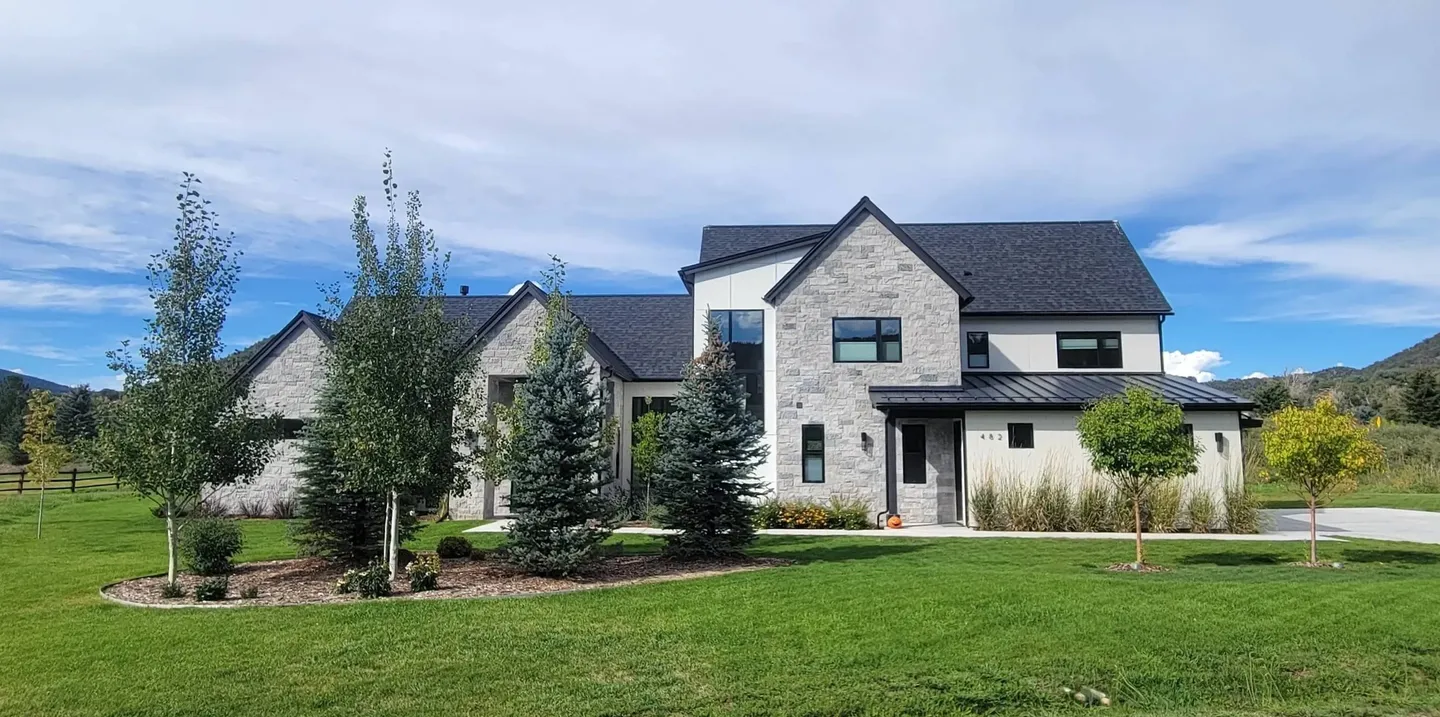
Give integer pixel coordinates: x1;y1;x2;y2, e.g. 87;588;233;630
17;468;24;495
69;468;78;493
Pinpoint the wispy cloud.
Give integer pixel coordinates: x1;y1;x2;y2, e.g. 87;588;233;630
0;279;150;313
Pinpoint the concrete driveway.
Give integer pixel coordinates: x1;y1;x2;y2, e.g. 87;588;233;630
1266;507;1440;545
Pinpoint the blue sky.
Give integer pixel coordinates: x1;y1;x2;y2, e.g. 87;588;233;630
2;1;1438;389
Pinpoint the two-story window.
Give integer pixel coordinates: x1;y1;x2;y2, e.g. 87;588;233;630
711;310;765;426
833;318;902;363
1057;331;1123;368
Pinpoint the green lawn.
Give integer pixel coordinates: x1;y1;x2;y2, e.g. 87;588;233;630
1250;482;1440;512
4;494;1440;716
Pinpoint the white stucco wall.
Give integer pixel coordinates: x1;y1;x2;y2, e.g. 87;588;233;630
960;315;1163;373
963;409;1243;525
691;245;809;495
618;381;682;492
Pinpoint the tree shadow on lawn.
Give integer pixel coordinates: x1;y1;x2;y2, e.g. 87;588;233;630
1177;551;1287;567
1340;548;1440;565
751;535;929;564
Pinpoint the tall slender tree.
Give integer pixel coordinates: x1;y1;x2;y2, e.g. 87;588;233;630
321;153;481;578
20;390;69;538
93;174;281;586
502;259;616;577
652;320;767;558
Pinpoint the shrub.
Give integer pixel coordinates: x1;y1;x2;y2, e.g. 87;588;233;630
269;497;296;519
237;499;269;519
779;502;831;529
435;536;473;559
193;576;229;602
997;480;1028;531
1074;483;1113;532
970;481;1002;530
1031;479;1074;532
752;500;782;529
335;560;392;598
1185;489;1216;533
826;497;871;530
240;585;260;599
643;503;670;529
180;517;245;575
1223;482;1262;534
406;553;441;592
159;581;186;599
1145;483;1182;533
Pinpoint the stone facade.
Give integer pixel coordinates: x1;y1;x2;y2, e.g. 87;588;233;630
771;213;962;524
212;324;328;513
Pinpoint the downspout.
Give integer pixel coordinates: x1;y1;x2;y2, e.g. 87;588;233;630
1158;314;1166;372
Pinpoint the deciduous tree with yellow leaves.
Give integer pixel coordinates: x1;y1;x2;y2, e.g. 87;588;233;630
20;389;70;538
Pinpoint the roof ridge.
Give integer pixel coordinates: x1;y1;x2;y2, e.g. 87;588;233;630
705;219;1118;229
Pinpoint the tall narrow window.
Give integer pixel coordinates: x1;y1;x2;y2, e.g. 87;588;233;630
1182;423;1194;446
967;331;990;369
711;310;765;427
901;424;926;484
802;424;825;483
1057;332;1123;369
833;318;902;363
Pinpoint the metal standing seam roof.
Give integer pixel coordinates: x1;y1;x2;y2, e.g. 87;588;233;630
870;373;1254;410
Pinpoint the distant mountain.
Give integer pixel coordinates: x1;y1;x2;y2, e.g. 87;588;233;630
0;368;71;394
1210;331;1440;419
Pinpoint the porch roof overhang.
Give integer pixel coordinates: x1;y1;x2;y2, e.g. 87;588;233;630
870;372;1255;414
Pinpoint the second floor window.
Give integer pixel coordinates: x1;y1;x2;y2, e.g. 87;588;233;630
833;318;902;363
1057;331;1123;369
711;309;765;426
967;332;989;369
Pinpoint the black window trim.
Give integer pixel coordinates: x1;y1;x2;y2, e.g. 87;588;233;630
1056;331;1124;369
709;309;766;427
801;424;825;484
832;317;903;363
1007;422;1034;449
967;331;990;369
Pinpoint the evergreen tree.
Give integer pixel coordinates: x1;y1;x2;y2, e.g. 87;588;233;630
1403;370;1440;428
290;387;418;565
652;320;767;559
1252;380;1294;417
56;384;98;445
503;260;615;577
0;375;29;464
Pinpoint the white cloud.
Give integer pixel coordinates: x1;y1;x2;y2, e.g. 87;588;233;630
0;1;1436;281
1164;349;1227;383
7;368;24;375
1242;371;1269;379
0;279;150;314
0;341;75;361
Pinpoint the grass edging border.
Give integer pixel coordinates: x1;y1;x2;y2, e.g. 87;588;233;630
98;561;783;610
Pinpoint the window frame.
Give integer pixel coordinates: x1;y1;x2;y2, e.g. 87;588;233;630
1007;422;1035;449
801;424;825;483
1056;331;1123;369
709;309;765;427
1182;423;1194;446
832;317;903;364
967;331;990;369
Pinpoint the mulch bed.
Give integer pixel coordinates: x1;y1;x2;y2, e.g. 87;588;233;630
103;554;788;608
1105;562;1171;573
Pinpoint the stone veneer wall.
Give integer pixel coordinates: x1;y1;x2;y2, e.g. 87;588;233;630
772;214;962;524
212;325;328;513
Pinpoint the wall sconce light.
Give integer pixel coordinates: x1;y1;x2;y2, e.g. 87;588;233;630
1214;432;1225;453
861;432;873;452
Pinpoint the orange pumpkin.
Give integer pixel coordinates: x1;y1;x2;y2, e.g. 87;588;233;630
886;515;903;529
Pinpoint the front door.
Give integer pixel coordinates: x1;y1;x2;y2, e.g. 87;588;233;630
953;418;966;525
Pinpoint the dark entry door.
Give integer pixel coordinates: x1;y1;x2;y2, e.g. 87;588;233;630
901;424;926;484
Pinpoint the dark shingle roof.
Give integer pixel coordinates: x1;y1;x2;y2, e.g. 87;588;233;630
445;291;693;380
697;218;1172;314
870;373;1252;410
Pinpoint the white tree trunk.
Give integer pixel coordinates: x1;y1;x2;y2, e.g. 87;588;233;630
165;503;179;585
388;489;401;579
381;499;392;568
36;484;46;539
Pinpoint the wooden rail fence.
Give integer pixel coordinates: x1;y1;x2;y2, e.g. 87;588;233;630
0;468;120;495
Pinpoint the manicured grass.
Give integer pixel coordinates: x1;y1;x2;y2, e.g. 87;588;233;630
1251;481;1440;512
3;494;1440;715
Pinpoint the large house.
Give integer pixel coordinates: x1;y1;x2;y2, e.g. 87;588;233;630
226;197;1254;524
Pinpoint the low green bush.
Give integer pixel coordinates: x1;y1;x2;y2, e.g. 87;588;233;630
180;517;245;575
240;585;260;599
435;536;472;559
159;581;186;599
826;497;871;530
335;560;392;599
406;553;441;592
193;576;229;602
753;499;874;530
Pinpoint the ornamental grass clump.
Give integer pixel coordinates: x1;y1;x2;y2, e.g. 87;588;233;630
1074;482;1114;532
969;480;1003;530
1223;481;1262;534
1185;489;1216;533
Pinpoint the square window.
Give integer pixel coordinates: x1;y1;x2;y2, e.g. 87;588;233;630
1007;423;1034;449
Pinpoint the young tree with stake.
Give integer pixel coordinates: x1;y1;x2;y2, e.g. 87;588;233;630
93;174;280;586
20;390;69;538
1262;395;1384;564
1077;386;1199;567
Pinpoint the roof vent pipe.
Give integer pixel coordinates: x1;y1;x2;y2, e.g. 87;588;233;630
459;285;469;296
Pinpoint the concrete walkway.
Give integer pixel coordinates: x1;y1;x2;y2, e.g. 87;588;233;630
1266;507;1440;545
466;518;1321;541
